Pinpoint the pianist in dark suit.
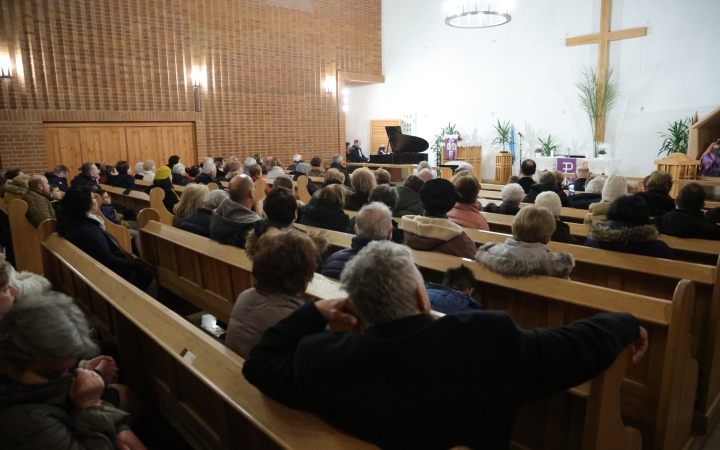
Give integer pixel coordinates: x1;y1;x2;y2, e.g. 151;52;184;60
348;139;369;163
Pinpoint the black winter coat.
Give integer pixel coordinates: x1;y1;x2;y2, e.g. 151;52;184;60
145;181;179;214
70;174;100;191
634;191;675;217
111;173;137;190
172;173;190;186
298;197;349;232
483;201;520;216
45;172;69;192
179;208;213;237
321;236;373;279
193;173;223;189
524;183;570;207
551;220;577;245
568;193;602;210
573;178;587;192
652;209;720;241
243;302;640;450
518;177;535;194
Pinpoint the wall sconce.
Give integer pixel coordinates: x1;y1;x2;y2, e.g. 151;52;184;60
191;68;204;112
324;75;336;94
0;55;12;79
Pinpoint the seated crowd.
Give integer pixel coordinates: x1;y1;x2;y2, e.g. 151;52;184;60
10;150;720;449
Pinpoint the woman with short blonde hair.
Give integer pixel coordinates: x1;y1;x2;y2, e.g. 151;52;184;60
298;184;349;232
345;168;376;211
324;168;345;186
172;184;209;228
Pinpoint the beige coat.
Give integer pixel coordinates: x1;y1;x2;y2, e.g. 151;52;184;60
22;189;56;228
583;200;612;225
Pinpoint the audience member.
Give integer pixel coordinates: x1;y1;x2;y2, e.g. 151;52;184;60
49;184;63;215
210;175;260;248
71;163;101;191
454;162;474;174
111;161;136;190
535;191;576;244
416;161;432;174
524;172;570;207
448;175;489;230
652;182;720;240
374;169;394;186
0;169;23;198
574;167;590;192
98;190;140;244
269;175;304;210
227;228;319;359
266;160;285;179
484;183;525;215
323;203;394;279
44;165;69;192
586;195;674;259
142;160;156;182
223;157;241;180
475;206;574;278
288;154;302;172
145;166;179;214
201;156;215;166
167;155;180;172
634;171;675;217
57;187;152;289
0;294;145;448
345;168;377;212
569;176;604;210
253;153;264;166
298;185;350;232
417;169;434;182
186;164;200;181
308;157;325;177
179;189;228;238
214;157;227;180
330;154;351;188
193;162;223;189
134;162;145;180
293;162;317;197
347;139;368;163
4;174;29;204
171;163;190;186
242;240;647;450
346;184;403;244
401;178;476;258
393;175;424;217
22;175;56;228
96;164;110;185
584;174;627;225
425;264;482;314
243;157;257;176
518;159;537;193
507;175;520;184
323;168;348;188
172;184;209;228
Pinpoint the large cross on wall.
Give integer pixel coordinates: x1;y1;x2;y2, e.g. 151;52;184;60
566;0;647;142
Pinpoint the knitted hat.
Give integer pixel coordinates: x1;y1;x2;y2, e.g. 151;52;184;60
228;159;242;171
154;166;171;181
295;162;311;174
535;191;562;217
419;178;460;216
602;174;628;202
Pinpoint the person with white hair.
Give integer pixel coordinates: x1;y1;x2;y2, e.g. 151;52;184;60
322;202;394;279
243;240;649;450
329;154;351;188
288;154;303;172
0;293;146;449
416;161;433;176
192;162;223;189
417;168;434;182
134;162;145;180
178;189;229;237
171;163;190;186
568;176;605;210
243;157;257;176
454;162;474;174
141;160;156;182
201;156;214;166
484;183;525;215
584;174;627;225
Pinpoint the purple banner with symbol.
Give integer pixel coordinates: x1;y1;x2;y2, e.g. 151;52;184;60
444;136;458;161
557;158;577;174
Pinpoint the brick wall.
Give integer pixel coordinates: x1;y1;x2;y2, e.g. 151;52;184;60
0;0;382;173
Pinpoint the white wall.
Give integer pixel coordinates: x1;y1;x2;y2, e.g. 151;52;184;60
345;0;720;180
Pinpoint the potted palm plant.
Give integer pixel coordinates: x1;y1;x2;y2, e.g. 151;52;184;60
576;65;619;158
491;119;512;152
537;135;560;157
657;118;691;156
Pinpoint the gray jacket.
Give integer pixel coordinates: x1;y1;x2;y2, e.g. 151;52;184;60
209;199;260;248
475;238;575;279
226;288;304;359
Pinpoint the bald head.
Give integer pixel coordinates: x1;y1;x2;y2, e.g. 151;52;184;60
28;175;50;194
417;169;433;182
229;174;255;208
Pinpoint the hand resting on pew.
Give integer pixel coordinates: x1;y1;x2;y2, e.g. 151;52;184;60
632;327;649;364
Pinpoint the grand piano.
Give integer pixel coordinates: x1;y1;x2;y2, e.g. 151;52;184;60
369;126;429;165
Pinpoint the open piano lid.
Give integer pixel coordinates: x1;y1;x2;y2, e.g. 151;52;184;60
386;126;429;153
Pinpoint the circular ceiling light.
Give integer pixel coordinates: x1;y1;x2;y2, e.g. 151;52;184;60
445;1;512;29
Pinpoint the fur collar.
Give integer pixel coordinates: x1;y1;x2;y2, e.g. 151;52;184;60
588;222;660;243
475;241;575;278
5;184;27;195
400;215;462;242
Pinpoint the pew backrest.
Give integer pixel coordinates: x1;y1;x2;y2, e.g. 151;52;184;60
297;176;311;204
149;187;174;226
91;193;132;253
8;199;44;275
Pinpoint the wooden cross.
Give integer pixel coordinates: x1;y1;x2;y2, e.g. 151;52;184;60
566;0;646;142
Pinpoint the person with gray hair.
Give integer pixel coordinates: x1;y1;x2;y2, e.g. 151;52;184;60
192;162;223;189
0;293;145;449
484;183;526;215
243;157;257;176
321;202;393;279
201;156;214;166
243;240;649;450
142;160;156;182
329;154;351;188
568;176;605;210
134;161;145;180
345;184;404;243
454;162;474;174
171;162;190;186
180;189;229;238
70;162;101;191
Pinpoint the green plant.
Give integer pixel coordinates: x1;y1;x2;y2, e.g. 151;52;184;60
491;119;512;152
657;118;691;156
430;122;460;167
537;135;560;157
576;65;619;157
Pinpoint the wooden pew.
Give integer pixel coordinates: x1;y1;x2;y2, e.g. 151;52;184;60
477;198;588;223
39;227;376;450
149;187;175;226
8;199;44;275
296;176;311;204
100;184;151;217
138;216;643;450
294;223;698;448
254;179;267;214
91;193;133;253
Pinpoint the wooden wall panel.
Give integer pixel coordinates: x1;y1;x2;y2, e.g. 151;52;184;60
82;127;127;169
370;120;401;155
